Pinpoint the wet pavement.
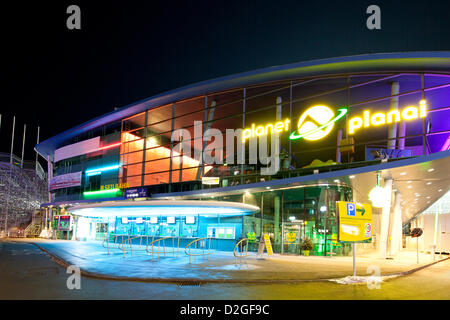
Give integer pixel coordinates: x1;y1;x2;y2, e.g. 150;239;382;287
1;239;449;299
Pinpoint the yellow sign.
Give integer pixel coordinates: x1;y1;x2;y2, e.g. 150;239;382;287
247;231;256;241
337;201;373;242
242;119;290;142
286;232;297;243
202;177;220;185
100;183;129;190
349;100;427;134
263;233;273;255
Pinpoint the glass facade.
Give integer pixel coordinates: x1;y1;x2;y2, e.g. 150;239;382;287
45;68;450;255
202;185;353;255
116;73;450;194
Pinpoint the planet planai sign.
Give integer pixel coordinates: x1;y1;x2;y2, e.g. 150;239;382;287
241;100;427;143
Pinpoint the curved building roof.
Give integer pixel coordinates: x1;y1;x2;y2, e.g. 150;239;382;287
67;200;260;217
36;51;450;159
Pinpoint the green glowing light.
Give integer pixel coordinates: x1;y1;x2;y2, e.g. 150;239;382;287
83;188;121;198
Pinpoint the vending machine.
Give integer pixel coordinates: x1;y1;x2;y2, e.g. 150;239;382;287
134;217;146;235
160;216;179;237
148;216;160;236
181;216;198;237
115;217;131;235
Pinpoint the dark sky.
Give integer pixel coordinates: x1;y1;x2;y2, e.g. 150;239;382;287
2;0;450;162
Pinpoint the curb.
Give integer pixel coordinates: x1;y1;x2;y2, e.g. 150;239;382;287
28;241;450;285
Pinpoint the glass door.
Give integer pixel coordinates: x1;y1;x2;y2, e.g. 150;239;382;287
281;222;303;254
95;222;108;240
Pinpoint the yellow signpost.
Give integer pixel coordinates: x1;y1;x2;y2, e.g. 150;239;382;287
337;201;373;278
337;201;373;242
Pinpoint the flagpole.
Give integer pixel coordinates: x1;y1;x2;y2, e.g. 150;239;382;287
35;126;40;172
10;116;15;164
21;124;26;168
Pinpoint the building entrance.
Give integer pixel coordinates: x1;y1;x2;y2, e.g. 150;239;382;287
95;222;108;240
281;222;304;254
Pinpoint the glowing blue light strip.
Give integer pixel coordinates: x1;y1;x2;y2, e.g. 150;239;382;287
86;171;101;177
70;205;256;218
85;164;120;176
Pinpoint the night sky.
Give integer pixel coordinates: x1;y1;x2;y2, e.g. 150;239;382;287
3;0;450;163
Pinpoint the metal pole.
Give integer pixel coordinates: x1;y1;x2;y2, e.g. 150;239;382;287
35;126;40;172
417;237;419;264
330;240;333;258
421;74;427;155
352;243;356;278
21;124;26;168
241;88;246;185
10;116;15;164
323;187;328;257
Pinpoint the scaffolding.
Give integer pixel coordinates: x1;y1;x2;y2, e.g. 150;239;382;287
0;152;48;237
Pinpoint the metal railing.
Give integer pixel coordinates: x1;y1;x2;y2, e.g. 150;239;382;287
184;237;212;264
145;236;180;261
233;238;249;264
119;235;155;257
24;223;41;238
102;234;136;255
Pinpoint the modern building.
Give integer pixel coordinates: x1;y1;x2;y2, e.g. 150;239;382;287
35;52;450;256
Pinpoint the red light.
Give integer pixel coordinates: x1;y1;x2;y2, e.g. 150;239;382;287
97;142;121;151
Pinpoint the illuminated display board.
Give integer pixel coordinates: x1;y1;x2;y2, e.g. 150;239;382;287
207;226;235;239
57;215;72;231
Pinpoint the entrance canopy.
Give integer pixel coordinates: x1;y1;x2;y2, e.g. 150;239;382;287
67;200;259;218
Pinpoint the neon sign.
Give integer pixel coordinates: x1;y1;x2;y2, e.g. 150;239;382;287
241;100;426;142
242;119;290;142
83;188;121;198
100;183;129;190
349;100;427;134
85;164;121;176
289;105;347;141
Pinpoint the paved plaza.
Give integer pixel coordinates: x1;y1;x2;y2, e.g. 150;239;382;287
9;238;448;283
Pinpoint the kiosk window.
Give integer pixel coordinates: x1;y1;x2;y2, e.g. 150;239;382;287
167;217;175;224
186;216;195;224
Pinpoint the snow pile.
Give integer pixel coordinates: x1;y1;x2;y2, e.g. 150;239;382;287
329;274;398;285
